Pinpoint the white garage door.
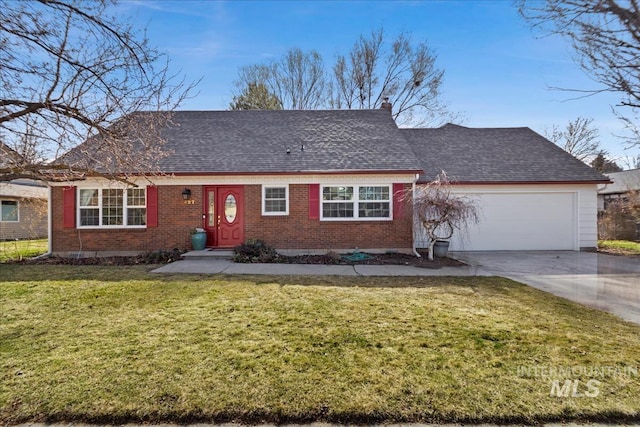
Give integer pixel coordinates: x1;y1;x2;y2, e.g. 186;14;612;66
417;192;577;251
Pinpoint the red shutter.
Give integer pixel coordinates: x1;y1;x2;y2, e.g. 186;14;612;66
308;184;320;220
146;185;158;227
393;183;405;220
63;186;76;228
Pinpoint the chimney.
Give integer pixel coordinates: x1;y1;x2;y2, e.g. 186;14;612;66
380;97;392;114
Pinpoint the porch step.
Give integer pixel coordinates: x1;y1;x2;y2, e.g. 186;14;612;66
182;249;235;261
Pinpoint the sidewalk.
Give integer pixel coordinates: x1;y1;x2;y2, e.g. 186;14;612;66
151;258;483;276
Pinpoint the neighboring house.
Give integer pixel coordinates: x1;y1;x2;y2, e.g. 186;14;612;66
0;180;48;240
0;143;48;240
597;168;640;211
47;109;608;256
597;168;640;241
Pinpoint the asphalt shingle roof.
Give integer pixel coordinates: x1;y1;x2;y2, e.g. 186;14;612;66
600;168;640;194
61;112;610;183
402;124;609;183
154;110;422;173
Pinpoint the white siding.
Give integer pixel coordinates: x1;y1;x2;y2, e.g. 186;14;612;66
414;184;599;251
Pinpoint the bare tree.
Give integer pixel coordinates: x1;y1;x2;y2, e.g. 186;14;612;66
233;29;456;125
519;0;640;147
619;154;640;170
332;29;453;126
545;117;601;162
0;0;195;183
235;48;326;110
411;172;480;260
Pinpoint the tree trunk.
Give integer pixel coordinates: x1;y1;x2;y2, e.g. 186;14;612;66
427;239;436;261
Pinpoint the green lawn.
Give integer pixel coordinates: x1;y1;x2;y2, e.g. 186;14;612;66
1;265;639;424
599;240;640;255
0;239;48;262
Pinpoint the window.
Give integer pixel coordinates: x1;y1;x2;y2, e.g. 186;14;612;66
321;185;391;220
262;185;289;215
78;188;146;227
1;200;18;222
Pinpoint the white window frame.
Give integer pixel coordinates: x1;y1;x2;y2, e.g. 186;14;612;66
262;185;289;216
0;199;19;222
77;187;147;229
320;184;392;221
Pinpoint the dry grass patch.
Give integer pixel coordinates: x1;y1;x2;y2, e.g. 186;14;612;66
0;239;47;262
1;265;639;424
598;240;640;256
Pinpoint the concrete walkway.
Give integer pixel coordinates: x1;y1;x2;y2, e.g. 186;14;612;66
151;258;482;276
152;251;640;325
453;251;640;325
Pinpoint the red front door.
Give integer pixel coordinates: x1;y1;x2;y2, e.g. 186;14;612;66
203;186;244;248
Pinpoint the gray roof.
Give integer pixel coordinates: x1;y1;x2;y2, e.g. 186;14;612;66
0;142;21;168
600;168;640;194
402;124;609;183
60;113;611;183
68;109;421;174
159;110;423;173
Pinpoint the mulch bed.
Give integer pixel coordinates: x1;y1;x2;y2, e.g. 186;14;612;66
9;249;465;269
8;249;185;266
281;251;465;268
597;248;640;257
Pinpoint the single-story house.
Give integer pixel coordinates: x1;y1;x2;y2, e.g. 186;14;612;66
597;168;640;241
597;168;640;211
0;143;49;240
0;180;48;240
48;109;608;256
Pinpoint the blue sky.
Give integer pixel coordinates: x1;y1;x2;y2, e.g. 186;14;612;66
119;0;638;165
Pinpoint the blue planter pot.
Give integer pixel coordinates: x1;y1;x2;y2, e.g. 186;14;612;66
191;232;207;250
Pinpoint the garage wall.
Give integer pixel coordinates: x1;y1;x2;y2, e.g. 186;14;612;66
413;183;599;251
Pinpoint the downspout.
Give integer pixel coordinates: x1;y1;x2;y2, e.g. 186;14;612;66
46;184;52;256
412;174;421;258
35;184;53;260
597;181;610;195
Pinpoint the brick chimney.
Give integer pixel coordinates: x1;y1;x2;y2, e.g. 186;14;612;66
380;97;392;114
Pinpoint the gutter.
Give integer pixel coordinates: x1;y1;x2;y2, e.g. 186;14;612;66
597;182;610;194
416;179;613;185
411;174;421;258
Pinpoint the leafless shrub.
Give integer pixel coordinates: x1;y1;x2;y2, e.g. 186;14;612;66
409;172;480;260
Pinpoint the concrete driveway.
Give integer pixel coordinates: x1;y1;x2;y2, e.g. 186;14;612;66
452;251;640;325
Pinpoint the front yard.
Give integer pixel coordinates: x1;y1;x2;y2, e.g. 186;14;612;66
598;239;640;255
1;265;639;424
0;239;47;262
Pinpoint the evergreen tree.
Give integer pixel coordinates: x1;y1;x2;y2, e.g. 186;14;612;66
591;151;623;173
229;82;282;110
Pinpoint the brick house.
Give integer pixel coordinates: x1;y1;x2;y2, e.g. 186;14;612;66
48;109;608;256
50;110;418;256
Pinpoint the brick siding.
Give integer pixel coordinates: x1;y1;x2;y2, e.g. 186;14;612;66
52;184;413;254
52;185;202;253
244;184;412;251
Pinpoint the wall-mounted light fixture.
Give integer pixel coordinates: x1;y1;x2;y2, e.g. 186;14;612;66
182;188;192;200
